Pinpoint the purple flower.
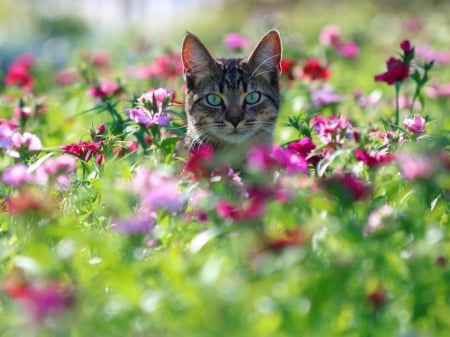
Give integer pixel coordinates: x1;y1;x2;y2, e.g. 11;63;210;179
129;88;173;128
403;114;425;133
111;214;156;234
128;108;172;128
310;84;342;107
2;164;33;186
0;124;14;150
224;33;250;51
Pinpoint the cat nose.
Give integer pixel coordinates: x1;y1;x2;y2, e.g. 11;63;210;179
225;107;244;128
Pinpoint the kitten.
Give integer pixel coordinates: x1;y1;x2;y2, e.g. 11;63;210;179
181;30;282;156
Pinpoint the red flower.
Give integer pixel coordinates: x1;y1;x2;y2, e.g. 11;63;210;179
301;59;330;81
3;54;36;92
287;137;323;166
61;141;102;161
354;148;394;168
367;286;388;310
280;58;297;81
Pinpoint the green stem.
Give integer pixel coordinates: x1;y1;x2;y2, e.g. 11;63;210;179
394;82;401;127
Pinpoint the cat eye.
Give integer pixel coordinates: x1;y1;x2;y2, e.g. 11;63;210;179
245;91;261;105
205;94;223;106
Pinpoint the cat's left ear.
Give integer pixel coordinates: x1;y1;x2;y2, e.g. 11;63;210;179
246;29;282;73
182;32;218;83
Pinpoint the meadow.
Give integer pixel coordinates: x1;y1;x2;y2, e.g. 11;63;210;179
0;1;449;336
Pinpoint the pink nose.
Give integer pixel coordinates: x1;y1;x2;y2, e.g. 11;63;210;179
225;107;244;128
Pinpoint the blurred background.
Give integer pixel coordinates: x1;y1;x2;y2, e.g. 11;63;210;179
1;0;450;67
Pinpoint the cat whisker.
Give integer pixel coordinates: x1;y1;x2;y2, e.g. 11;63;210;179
250;54;281;79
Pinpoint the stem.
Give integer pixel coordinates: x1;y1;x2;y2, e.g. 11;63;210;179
394;82;401;127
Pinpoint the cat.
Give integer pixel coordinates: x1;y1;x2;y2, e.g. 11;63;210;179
181;30;282;157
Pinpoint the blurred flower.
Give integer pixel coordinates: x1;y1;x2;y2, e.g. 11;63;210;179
247;145;308;174
4;189;54;215
425;82;450;99
319;25;341;47
397;152;433;180
2;164;33;186
55;68;79;86
184;144;214;179
364;205;394;236
354;148;394;168
224;33;250;51
280;58;298;81
264;228;307;252
81;49;111;68
2;272;75;321
374;40;413;85
321;173;371;202
310;84;342;107
89;80;122;99
34;155;77;189
403;114;425;133
0;123;14;150
301;59;330;81
130;52;183;80
216;187;267;222
354;89;382;108
336;41;359;59
3;54;35;92
111;214;156;234
415;44;450;66
12;132;42;152
367;285;388;309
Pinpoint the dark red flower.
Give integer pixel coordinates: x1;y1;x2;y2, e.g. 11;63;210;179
374;57;410;85
322;173;371;202
354;148;394;168
61;141;102;161
287;137;323;166
367;286;388;310
280;58;297;81
301;59;330;81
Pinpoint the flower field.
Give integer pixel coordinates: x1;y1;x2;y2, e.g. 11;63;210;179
0;1;449;336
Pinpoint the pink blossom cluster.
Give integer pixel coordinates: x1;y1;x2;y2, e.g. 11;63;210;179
0;122;42;157
128;88;174;128
3;54;36;92
319;25;359;59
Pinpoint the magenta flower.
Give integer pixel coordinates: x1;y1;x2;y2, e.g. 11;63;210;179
425;82;450;98
2;164;33;186
247;145;308;174
129;88;173;128
89;80;121;99
2;274;75;321
287;137;323;166
354;148;394;168
403;114;425;133
3;54;36;92
336;41;359;59
61;141;102;161
375;40;414;85
184;144;214;179
321;173;371;202
224;33;250;51
310;114;356;145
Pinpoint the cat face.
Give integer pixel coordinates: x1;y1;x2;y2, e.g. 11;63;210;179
182;30;282;151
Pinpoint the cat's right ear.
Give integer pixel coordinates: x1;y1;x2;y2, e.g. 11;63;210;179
182;32;217;85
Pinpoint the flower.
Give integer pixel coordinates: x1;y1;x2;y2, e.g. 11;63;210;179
224;33;250;51
301;59;330;81
364;205;394;236
0;123;14;150
3;54;35;92
264;228;307;252
130;51;183;80
374;40;414;85
287;137;322;166
2;273;75;321
397;153;433;181
319;25;341;47
280;58;298;81
321;173;371;202
309;84;342;107
89;80;121;99
111;214;156;234
129;88;174;128
354;148;394;168
61;141;102;161
310;114;356;145
2;164;33;186
247;145;308;174
11;132;42;152
425;82;450;99
184;144;214;179
336;41;359;59
403;114;426;133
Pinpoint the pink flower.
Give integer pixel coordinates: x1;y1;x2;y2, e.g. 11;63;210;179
0;124;14;149
11;132;42;151
3;54;35;92
129;88;174;128
55;68;78;86
336;41;359;59
354;89;382;108
415;44;450;66
224;33;250;51
61;141;102;161
287;137;322;166
2;164;33;186
397;153;433;180
310;114;356;145
111;214;156;234
319;25;341;47
272;146;308;174
425;82;450;99
364;205;394;236
184;145;214;179
89;80;121;99
403;114;425;133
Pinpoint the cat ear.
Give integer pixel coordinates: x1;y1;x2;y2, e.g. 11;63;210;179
182;32;218;78
246;29;282;73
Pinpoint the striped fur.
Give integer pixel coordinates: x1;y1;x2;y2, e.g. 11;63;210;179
182;30;282;153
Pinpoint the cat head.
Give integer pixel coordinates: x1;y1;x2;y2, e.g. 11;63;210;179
182;30;282;151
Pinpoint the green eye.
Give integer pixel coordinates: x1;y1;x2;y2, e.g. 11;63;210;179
205;94;223;106
245;91;261;105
